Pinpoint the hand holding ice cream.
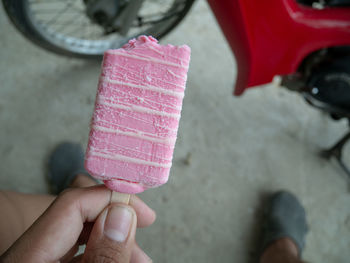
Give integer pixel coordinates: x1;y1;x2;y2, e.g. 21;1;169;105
1;186;155;263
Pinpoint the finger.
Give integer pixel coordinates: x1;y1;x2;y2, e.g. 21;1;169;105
1;185;110;262
77;196;157;245
131;244;152;263
130;195;156;228
82;203;137;263
1;186;153;262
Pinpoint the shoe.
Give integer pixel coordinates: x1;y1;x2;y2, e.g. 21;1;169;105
47;142;97;194
262;191;309;256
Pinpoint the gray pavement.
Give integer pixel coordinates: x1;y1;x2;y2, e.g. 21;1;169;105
1;1;350;262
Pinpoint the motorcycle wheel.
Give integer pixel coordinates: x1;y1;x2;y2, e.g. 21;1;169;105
2;0;195;59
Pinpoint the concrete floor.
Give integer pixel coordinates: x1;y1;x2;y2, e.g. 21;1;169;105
1;1;350;262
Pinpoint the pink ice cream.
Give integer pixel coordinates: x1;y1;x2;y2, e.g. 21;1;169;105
85;35;191;194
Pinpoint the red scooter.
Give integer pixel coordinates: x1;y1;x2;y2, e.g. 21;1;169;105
3;0;350;176
208;0;350;177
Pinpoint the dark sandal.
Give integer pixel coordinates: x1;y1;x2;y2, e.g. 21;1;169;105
261;191;309;257
47;142;98;194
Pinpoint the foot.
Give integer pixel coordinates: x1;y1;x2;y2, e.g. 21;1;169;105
261;191;309;260
261;238;300;263
47;142;97;194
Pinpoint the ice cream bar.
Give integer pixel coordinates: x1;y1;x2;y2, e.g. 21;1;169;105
85;35;191;194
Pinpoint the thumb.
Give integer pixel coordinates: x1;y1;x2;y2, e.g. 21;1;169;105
82;203;137;263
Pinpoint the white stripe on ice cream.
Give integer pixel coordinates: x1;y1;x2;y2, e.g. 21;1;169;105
167;69;187;81
108;51;189;69
98;85;183;111
89;150;172;168
92;125;176;145
102;65;187;88
146;45;190;66
92;137;173;161
101;77;185;98
94;116;179;133
97;96;181;120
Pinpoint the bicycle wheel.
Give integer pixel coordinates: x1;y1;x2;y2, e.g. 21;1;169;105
2;0;195;59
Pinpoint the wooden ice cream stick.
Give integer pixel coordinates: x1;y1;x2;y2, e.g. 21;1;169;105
110;191;131;205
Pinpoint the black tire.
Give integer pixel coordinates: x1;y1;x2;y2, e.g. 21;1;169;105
2;0;195;59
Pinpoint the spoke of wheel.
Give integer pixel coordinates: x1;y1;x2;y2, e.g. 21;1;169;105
31;2;84;16
80;21;90;39
86;23;101;41
63;17;89;37
93;28;103;39
31;9;84;14
36;20;88;26
43;1;75;27
139;10;180;25
69;0;86;14
28;0;68;4
55;12;86;33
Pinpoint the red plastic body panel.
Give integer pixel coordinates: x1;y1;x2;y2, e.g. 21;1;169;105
207;0;350;95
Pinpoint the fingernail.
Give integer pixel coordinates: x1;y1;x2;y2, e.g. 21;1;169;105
104;205;133;242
